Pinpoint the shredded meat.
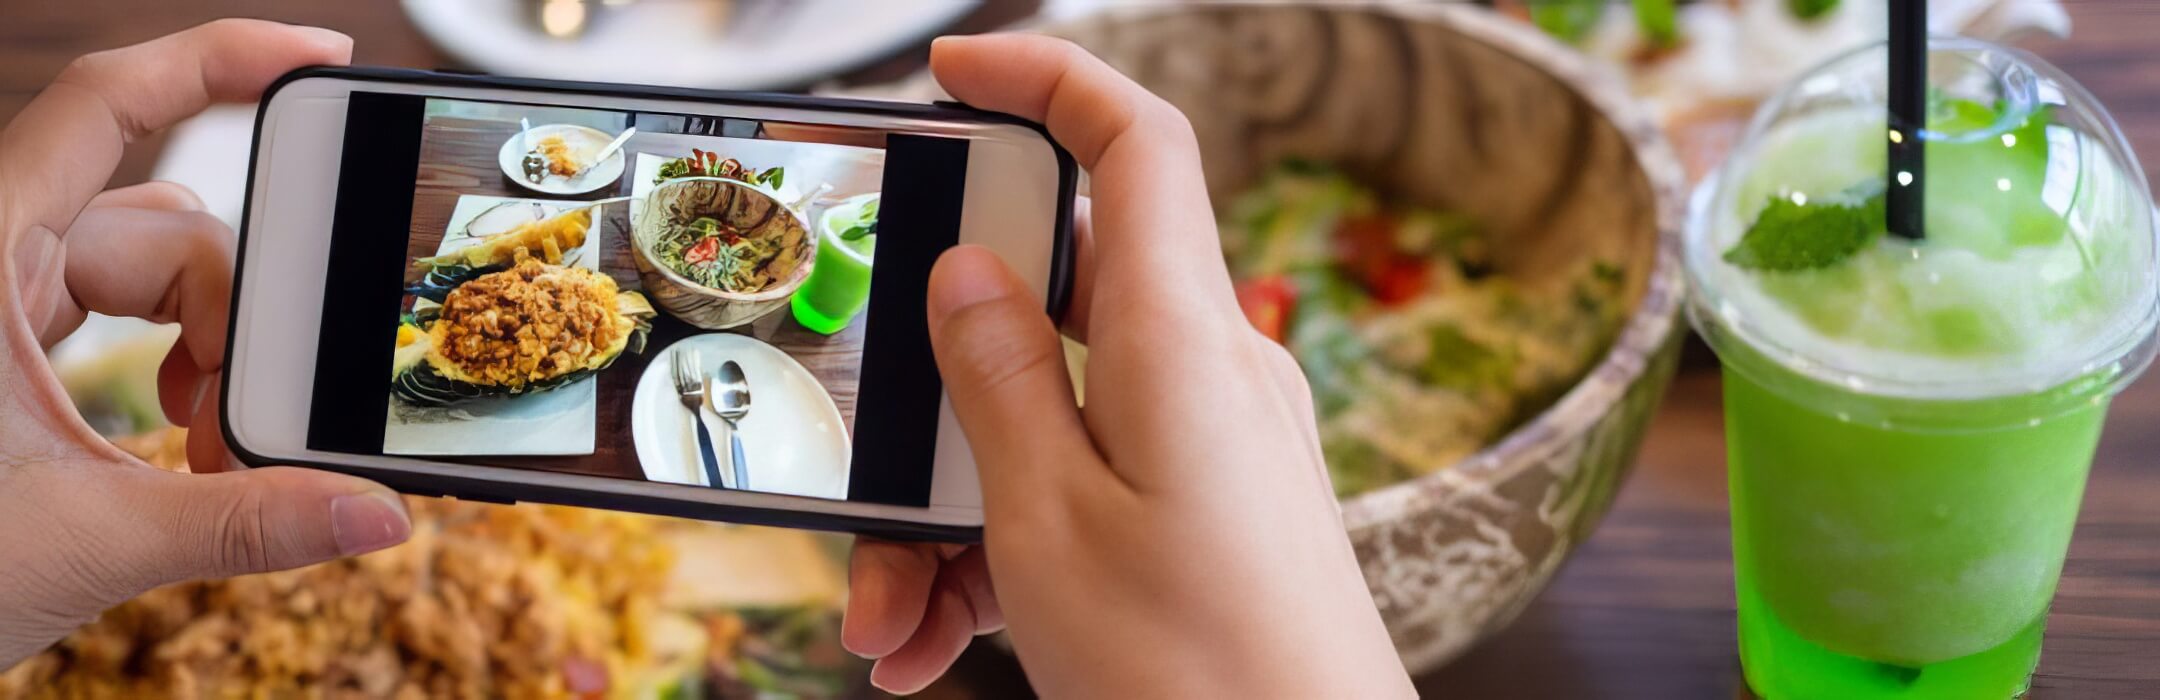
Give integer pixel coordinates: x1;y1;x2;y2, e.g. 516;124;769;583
537;135;584;178
435;253;627;388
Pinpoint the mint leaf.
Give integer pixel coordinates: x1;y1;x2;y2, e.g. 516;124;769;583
1788;0;1839;20
1634;0;1678;48
839;199;878;241
1723;181;1885;271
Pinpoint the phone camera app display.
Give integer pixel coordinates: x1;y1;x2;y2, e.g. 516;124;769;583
310;93;967;508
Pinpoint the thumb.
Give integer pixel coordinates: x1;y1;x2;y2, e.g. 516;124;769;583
925;246;1098;500
113;466;411;584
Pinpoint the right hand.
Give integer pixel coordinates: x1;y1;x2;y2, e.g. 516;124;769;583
842;35;1413;697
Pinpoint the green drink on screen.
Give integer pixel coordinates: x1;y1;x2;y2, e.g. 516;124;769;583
1686;40;2160;699
793;194;879;335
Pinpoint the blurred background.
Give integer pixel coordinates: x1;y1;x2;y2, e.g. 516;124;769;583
4;1;2159;698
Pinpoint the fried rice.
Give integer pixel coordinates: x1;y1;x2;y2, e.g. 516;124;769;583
433;253;631;389
0;430;696;700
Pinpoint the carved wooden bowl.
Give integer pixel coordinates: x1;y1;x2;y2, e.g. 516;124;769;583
629;177;816;330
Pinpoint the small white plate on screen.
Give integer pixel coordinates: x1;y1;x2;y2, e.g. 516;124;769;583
498;123;627;195
631;334;851;501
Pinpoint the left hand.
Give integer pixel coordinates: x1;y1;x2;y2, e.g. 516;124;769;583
0;20;412;668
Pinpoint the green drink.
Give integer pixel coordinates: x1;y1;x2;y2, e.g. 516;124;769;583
793;193;879;335
1686;40;2159;699
1726;344;2105;698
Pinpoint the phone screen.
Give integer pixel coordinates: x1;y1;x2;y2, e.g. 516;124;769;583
300;91;970;508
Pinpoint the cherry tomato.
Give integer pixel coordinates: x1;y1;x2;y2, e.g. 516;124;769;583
1332;214;1429;306
1369;262;1430;306
1236;275;1297;343
684;236;720;266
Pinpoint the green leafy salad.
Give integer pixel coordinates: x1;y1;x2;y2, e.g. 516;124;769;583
656;148;786;189
655;214;791;292
1223;165;1628;496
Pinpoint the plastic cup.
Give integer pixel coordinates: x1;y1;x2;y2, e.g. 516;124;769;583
792;194;878;335
1684;38;2160;699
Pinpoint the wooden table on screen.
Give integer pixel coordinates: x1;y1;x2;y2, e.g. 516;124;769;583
9;1;2160;698
404;114;866;481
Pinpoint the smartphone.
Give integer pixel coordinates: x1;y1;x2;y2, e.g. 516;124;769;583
222;68;1075;541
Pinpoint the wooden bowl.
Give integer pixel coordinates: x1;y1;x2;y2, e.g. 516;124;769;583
1055;5;1689;671
630;177;817;329
869;3;1689;672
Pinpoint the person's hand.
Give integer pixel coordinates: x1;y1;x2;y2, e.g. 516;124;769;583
0;20;412;667
844;35;1414;697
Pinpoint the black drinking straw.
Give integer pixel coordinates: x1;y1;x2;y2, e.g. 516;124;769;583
1887;0;1926;240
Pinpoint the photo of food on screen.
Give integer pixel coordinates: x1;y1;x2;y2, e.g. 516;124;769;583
380;98;888;503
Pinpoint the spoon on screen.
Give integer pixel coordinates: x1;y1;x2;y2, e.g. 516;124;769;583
708;360;753;490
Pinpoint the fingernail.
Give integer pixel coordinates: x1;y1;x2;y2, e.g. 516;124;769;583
295;26;353;52
190;372;214;420
927;248;1011;320
330;491;410;556
840;620;880;660
869;660;931;696
928;35;982;64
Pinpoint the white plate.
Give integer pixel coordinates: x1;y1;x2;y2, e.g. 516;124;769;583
402;0;981;90
499;123;628;195
384;195;606;456
632;334;851;500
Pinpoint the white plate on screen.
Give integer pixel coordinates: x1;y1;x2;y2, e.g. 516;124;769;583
402;0;981;90
498;123;628;195
631;334;851;500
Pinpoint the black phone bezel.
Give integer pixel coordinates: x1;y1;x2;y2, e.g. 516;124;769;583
220;66;1079;543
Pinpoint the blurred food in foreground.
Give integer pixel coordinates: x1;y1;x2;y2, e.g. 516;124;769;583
0;429;857;700
1223;164;1627;496
49;322;179;437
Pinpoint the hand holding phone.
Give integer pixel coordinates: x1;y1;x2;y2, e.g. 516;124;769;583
843;36;1416;698
0;19;414;670
224;53;1077;539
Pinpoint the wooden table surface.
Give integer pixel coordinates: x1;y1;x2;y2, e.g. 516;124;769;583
7;1;2160;698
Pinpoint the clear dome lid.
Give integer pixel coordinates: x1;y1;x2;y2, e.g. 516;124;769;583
1685;36;2160;427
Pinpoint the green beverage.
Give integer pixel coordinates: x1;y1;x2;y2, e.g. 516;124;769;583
1726;345;2104;698
793;193;879;334
1686;40;2160;699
